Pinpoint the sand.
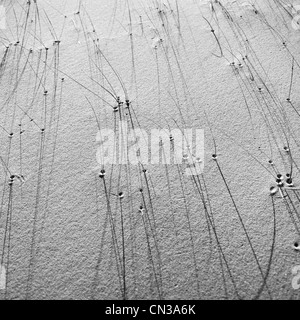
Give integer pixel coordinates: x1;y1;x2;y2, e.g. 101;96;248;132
0;0;300;300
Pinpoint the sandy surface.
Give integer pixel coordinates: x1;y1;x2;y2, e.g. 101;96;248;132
0;0;300;300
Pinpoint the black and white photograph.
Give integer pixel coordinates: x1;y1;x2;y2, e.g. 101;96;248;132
0;0;300;304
